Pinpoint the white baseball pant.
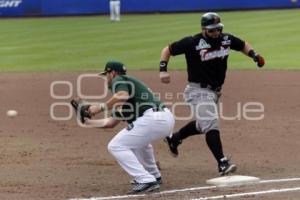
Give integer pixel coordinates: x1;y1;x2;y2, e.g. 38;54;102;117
108;108;175;183
110;0;120;21
184;83;220;134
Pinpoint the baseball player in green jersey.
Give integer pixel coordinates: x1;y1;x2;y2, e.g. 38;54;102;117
85;61;175;194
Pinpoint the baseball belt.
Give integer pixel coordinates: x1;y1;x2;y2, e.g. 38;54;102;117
199;83;222;92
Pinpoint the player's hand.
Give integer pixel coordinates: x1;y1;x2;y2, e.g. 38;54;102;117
88;104;104;116
160;72;170;84
88;105;97;116
253;54;265;68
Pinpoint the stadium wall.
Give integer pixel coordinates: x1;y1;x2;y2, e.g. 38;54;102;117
0;0;299;17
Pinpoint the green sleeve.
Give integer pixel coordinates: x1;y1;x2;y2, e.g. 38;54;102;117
111;76;130;94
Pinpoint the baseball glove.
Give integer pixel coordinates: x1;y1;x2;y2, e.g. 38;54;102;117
70;99;92;123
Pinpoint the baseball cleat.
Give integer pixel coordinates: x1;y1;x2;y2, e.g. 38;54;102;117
127;181;160;194
130;177;162;185
156;177;162;185
164;136;181;157
218;157;237;176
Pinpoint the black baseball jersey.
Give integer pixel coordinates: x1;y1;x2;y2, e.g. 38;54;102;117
169;33;245;87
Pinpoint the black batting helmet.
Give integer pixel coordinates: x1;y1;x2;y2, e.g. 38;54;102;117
201;12;224;29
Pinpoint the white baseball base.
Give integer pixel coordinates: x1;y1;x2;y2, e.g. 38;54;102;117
206;175;260;187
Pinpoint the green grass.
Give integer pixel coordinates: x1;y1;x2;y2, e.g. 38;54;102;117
0;9;299;72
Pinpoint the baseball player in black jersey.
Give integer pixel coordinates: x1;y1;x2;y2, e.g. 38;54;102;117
159;12;265;176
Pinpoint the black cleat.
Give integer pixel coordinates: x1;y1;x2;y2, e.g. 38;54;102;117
218;157;237;176
127;181;160;194
130;177;162;185
156;177;162;185
164;136;181;157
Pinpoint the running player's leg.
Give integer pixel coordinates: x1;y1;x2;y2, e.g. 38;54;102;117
194;88;236;175
165;120;201;156
194;88;223;160
165;84;203;156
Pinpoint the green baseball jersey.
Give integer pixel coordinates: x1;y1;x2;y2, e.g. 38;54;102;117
110;75;164;123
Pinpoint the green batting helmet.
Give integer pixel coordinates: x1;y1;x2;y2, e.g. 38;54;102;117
201;12;224;29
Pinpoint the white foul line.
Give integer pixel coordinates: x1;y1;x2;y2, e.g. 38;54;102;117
191;187;300;200
69;185;217;200
69;177;300;200
260;177;300;184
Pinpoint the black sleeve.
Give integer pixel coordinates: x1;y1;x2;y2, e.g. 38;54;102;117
228;34;245;51
169;36;194;56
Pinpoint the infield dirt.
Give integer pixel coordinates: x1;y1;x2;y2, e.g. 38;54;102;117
0;70;300;199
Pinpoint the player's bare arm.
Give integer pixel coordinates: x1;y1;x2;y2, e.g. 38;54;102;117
85;117;120;128
160;46;171;61
241;42;253;55
242;42;265;67
88;91;129;115
159;46;171;84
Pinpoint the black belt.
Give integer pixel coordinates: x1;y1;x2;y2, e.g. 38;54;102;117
126;106;166;131
152;106;166;112
199;83;222;92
